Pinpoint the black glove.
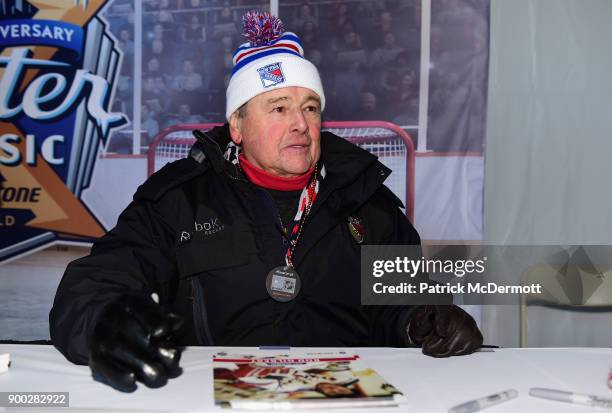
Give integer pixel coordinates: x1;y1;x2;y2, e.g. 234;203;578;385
408;305;483;357
88;295;184;392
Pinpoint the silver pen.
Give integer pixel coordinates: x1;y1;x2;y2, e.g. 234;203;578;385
530;387;612;409
448;389;518;413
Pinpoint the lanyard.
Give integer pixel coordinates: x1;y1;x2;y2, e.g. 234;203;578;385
284;163;320;268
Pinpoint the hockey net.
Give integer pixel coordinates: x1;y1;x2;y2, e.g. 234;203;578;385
148;121;415;220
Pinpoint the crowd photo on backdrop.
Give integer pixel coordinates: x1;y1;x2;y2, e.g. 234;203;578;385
49;11;482;392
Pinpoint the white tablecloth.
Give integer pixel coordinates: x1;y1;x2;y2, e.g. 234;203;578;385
0;345;610;412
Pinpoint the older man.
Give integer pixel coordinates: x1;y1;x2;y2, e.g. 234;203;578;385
50;11;482;392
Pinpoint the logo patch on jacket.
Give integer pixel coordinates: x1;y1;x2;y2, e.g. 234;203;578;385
178;216;225;244
194;217;225;235
348;215;365;244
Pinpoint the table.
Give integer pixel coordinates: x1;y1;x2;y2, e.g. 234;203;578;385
0;345;610;412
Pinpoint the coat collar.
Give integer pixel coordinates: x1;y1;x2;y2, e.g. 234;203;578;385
195;124;391;192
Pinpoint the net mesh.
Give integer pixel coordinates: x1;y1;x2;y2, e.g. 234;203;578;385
150;124;410;209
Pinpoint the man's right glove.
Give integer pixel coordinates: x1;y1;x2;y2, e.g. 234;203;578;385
408;305;483;357
88;295;184;392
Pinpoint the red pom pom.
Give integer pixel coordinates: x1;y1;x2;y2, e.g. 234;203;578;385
242;11;285;46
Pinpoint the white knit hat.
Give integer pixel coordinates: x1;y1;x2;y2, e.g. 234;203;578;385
225;11;325;121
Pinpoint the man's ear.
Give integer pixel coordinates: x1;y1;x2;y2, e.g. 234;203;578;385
228;112;242;145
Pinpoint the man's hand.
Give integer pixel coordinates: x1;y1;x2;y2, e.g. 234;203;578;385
408;305;483;357
88;295;184;392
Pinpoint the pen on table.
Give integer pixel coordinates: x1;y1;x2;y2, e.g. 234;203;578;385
474;345;500;353
448;389;518;413
530;388;612;409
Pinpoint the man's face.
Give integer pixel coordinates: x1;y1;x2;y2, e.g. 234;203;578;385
344;31;357;45
148;58;159;71
402;72;415;89
229;87;322;178
179;104;190;116
152;39;163;53
316;383;353;397
361;93;376;111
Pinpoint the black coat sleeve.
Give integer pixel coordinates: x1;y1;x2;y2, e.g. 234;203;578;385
49;197;178;365
361;186;422;347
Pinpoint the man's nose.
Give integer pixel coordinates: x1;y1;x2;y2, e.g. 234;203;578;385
290;108;308;134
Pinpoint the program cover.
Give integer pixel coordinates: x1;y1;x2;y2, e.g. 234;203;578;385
213;351;404;410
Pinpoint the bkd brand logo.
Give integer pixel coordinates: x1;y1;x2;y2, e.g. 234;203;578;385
179;217;225;243
0;0;126;262
194;217;224;235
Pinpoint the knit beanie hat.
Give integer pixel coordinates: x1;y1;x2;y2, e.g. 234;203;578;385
225;11;325;121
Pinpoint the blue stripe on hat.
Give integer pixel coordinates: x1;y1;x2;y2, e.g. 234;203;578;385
234;32;303;55
231;48;304;77
233;42;303;66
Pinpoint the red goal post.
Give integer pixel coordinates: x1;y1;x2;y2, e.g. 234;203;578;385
147;121;415;221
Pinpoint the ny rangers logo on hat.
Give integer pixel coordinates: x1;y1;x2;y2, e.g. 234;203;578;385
257;62;285;88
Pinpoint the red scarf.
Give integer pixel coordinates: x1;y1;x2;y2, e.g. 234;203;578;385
239;154;314;191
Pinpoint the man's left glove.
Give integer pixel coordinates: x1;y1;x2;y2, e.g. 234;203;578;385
88;295;184;392
408;305;483;357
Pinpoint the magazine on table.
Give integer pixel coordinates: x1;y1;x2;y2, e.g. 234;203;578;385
213;350;405;410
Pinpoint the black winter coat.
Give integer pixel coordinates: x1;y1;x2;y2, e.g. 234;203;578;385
50;125;421;364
